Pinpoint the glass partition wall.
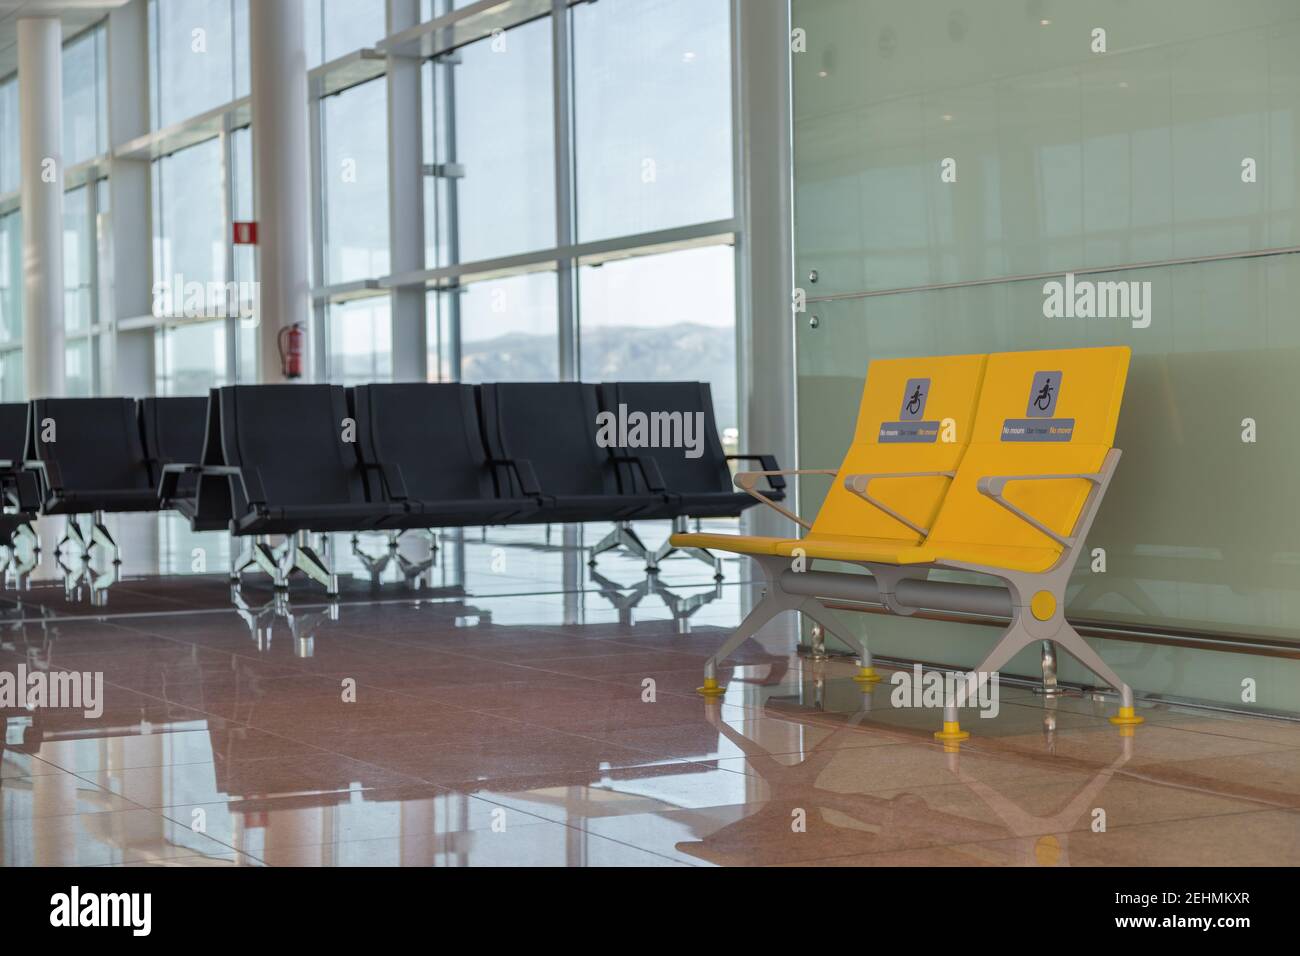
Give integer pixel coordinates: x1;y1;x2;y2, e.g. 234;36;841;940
792;0;1300;711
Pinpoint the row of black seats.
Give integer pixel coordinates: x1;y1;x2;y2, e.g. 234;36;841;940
0;383;784;591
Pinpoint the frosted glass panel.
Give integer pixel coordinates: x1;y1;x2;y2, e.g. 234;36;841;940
793;0;1300;296
797;255;1300;642
793;0;1300;654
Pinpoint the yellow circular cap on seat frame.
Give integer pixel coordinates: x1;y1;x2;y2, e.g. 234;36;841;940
1030;590;1057;621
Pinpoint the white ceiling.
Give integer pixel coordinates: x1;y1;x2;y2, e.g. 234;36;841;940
0;1;128;80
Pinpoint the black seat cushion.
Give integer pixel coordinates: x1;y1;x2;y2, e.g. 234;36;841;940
504;493;662;525
390;496;541;529
235;501;409;535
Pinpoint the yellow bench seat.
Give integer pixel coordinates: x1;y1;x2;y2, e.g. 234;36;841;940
672;531;1061;574
668;532;787;556
671;531;929;567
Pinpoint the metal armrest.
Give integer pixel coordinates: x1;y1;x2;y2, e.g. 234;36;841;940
975;469;1105;549
487;457;541;497
841;470;955;538
727;454;785;490
158;462;204;500
23;458;63;494
732;468;837;530
360;460;409;502
611;454;667;493
239;466;268;508
161;462;262;508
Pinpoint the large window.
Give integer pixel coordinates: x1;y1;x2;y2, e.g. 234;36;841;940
443;17;555;264
156;321;230;395
456;272;559;382
328;298;392;385
0;211;20;400
572;0;734;242
149;0;248;129
0;76;17;194
322;78;390;284
63;186;92;336
63;26;109;165
578;244;737;436
116;0;742;412
152;138;227;317
305;0;388;68
63;184;99;396
399;4;739;402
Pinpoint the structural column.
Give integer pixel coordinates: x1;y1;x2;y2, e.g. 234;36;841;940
387;0;428;382
106;0;155;397
249;0;312;383
733;0;796;540
18;16;66;399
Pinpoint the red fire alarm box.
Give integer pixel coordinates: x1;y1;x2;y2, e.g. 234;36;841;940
233;221;258;245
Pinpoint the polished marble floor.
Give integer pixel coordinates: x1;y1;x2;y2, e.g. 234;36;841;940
1;515;1298;866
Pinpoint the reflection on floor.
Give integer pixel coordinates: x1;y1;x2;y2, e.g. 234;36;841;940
1;515;1298;866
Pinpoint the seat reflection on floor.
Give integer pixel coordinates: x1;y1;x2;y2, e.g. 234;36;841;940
1;515;1298;866
667;694;1135;867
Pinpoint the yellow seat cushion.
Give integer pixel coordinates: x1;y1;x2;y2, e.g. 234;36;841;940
916;541;1062;575
668;532;786;556
773;533;930;565
771;535;1058;574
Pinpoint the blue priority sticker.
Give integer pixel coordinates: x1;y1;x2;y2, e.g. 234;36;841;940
1001;418;1075;442
879;420;940;443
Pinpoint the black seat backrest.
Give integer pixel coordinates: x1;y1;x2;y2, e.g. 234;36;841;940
352;383;495;503
217;384;365;512
27;398;151;492
479;383;617;498
599;382;732;495
189;388;233;529
139;396;209;485
0;402;27;466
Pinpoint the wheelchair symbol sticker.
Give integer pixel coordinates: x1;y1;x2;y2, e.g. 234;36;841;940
1027;371;1061;418
899;378;930;421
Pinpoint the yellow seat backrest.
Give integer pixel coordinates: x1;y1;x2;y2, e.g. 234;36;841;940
924;346;1131;559
810;353;988;543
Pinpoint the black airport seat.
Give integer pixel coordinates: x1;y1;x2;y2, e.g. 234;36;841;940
478;382;663;524
0;402;40;516
598;381;785;520
25;398;160;515
140;396;209;522
208;384;407;536
351;383;540;528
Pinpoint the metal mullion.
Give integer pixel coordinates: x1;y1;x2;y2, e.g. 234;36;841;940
552;0;576;382
441;52;462;381
84;175;100;394
308;78;329;382
219;127;237;385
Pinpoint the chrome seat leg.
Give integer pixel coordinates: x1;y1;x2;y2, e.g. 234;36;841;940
291;532;338;596
91;511;120;564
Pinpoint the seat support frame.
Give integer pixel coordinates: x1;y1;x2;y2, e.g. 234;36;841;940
698;553;877;695
232;532;339;596
701;449;1141;731
56;511;119;564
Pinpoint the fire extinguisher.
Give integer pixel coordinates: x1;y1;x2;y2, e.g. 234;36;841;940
277;322;305;380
